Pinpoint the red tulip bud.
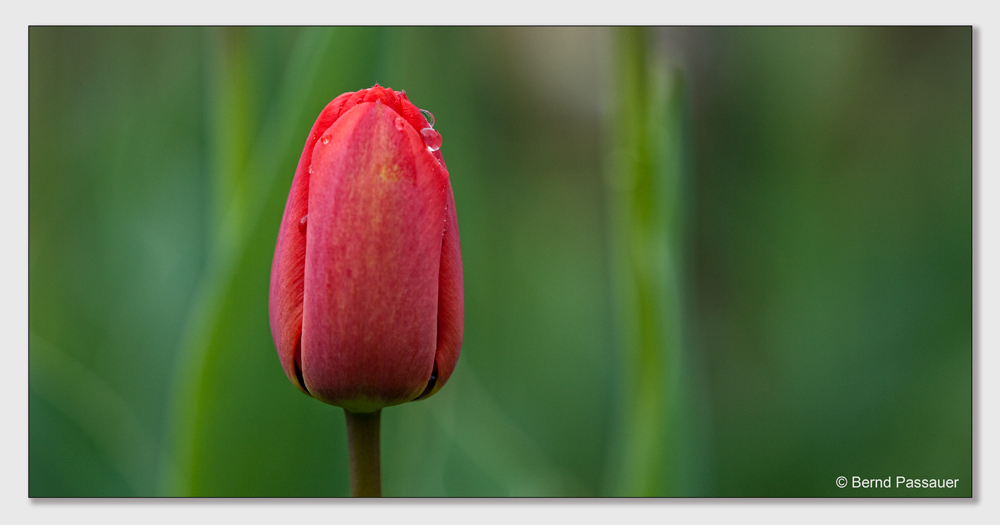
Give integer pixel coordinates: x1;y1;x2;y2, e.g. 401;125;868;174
269;85;464;413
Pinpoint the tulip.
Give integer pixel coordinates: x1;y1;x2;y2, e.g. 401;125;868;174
268;85;463;495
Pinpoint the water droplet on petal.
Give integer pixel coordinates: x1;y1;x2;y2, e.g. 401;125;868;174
394;116;406;131
308;164;313;174
420;109;435;128
321;136;330;145
299;215;307;234
421;128;442;152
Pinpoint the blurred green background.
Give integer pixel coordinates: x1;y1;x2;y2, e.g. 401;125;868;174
28;27;971;497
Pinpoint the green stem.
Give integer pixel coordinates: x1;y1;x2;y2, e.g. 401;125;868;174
344;409;382;497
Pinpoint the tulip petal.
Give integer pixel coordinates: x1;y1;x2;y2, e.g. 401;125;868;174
269;92;355;395
418;183;464;399
301;101;447;411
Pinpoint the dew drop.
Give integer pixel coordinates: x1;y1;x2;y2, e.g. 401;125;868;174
421;127;442;151
321;135;330;145
308;164;313;174
299;215;307;234
420;109;435;128
394;116;406;131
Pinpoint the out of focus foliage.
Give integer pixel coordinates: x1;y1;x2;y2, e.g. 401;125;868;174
29;27;970;497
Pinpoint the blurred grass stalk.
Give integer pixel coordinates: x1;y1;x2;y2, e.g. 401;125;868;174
163;27;335;495
606;27;687;496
